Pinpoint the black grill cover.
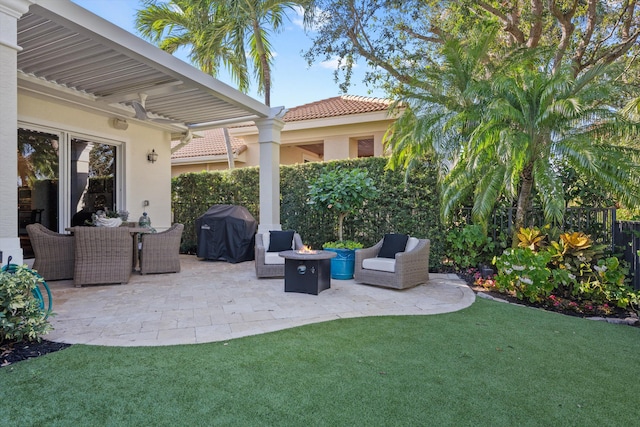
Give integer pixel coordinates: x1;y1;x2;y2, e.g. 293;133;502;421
195;205;257;263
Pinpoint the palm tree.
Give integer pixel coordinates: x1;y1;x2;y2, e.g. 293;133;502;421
136;0;313;106
385;33;640;247
457;62;640;246
136;0;312;168
137;0;247;90
385;27;495;182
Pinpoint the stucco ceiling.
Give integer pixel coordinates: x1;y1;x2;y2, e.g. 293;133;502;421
16;0;270;132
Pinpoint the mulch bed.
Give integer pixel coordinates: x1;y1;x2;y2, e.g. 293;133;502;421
457;270;639;327
1;340;71;368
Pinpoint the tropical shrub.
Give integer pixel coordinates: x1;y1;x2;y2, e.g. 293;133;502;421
445;224;496;270
493;227;638;313
516;226;548;251
0;266;51;343
494;248;554;302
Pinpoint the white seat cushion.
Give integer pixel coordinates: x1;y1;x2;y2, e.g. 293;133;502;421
264;252;285;265
405;237;419;252
362;257;396;273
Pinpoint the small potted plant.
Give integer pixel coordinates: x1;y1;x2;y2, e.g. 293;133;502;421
308;167;379;279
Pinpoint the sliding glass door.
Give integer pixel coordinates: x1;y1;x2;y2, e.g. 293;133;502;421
70;139;117;226
17;127;122;257
17;129;60;257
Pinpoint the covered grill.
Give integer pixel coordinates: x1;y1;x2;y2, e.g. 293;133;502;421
195;205;257;263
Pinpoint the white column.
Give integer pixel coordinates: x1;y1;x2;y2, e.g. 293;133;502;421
0;0;35;265
255;108;286;233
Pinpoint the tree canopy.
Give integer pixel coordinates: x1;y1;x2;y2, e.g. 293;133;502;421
304;0;640;96
305;1;640;245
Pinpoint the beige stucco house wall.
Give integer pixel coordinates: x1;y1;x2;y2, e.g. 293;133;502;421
1;0;283;263
19;91;173;228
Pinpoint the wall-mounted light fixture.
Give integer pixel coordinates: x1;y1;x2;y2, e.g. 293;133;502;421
147;149;158;163
110;118;129;130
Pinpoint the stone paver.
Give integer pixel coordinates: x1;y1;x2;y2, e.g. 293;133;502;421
41;255;476;347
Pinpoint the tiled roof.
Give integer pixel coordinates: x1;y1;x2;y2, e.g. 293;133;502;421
283;95;392;122
171;95;392;160
171;129;247;159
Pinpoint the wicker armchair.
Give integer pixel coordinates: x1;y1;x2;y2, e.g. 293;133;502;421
73;226;133;287
139;223;184;275
255;231;303;278
26;223;74;281
354;237;430;289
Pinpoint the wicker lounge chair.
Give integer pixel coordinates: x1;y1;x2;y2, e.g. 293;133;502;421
255;231;304;278
354;236;430;289
26;223;74;281
73;226;133;287
139;223;184;275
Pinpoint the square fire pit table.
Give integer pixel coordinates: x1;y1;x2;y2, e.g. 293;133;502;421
279;250;337;295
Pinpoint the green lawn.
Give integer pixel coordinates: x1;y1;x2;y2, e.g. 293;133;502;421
2;298;638;426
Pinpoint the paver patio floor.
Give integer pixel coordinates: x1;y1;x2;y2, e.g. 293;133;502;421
40;255;476;347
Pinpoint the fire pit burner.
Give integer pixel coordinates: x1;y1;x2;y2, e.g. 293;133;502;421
278;250;337;295
296;245;318;255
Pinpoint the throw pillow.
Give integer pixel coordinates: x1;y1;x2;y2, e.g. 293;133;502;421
268;230;295;252
405;236;420;252
378;233;409;258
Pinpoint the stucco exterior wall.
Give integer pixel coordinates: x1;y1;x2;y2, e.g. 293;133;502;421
280;145;323;164
172;163;226;176
229;115;393;167
18;91;173;230
170;154;247;177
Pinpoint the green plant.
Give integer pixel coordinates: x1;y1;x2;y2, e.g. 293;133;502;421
495;226;639;312
307;167;379;242
494;247;554;302
0;265;51;343
445;224;496;270
516;226;548;251
580;257;633;307
322;240;363;250
547;231;610;296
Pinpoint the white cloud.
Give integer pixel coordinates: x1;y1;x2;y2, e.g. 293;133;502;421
291;5;305;29
289;5;329;32
319;57;358;70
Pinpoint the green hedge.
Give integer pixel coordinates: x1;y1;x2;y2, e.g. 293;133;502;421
172;157;446;269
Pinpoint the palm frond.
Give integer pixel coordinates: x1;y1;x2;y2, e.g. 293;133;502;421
472;166;506;224
533;160;565;224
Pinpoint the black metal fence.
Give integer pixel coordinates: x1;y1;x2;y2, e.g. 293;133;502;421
459;208;640;290
614;221;640;290
456;207;640;290
457;207;617;249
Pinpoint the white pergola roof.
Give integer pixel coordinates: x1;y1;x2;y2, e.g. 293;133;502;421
16;0;271;132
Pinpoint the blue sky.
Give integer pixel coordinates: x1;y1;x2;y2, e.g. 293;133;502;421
71;0;385;108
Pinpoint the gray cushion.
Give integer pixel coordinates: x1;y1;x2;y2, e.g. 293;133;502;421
264;252;285;265
406;237;419;252
362;257;396;272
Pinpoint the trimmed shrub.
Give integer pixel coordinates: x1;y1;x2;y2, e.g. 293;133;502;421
0;265;51;343
172;157;446;269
